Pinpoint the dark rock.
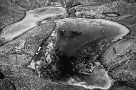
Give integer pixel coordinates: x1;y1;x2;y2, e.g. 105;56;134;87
0;79;16;90
124;0;136;3
0;71;5;79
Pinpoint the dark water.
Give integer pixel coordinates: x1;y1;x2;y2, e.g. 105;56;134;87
55;22;121;56
52;21;125;81
37;20;128;82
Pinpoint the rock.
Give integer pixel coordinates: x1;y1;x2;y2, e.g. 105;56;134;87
0;7;66;46
103;38;136;70
0;79;16;90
